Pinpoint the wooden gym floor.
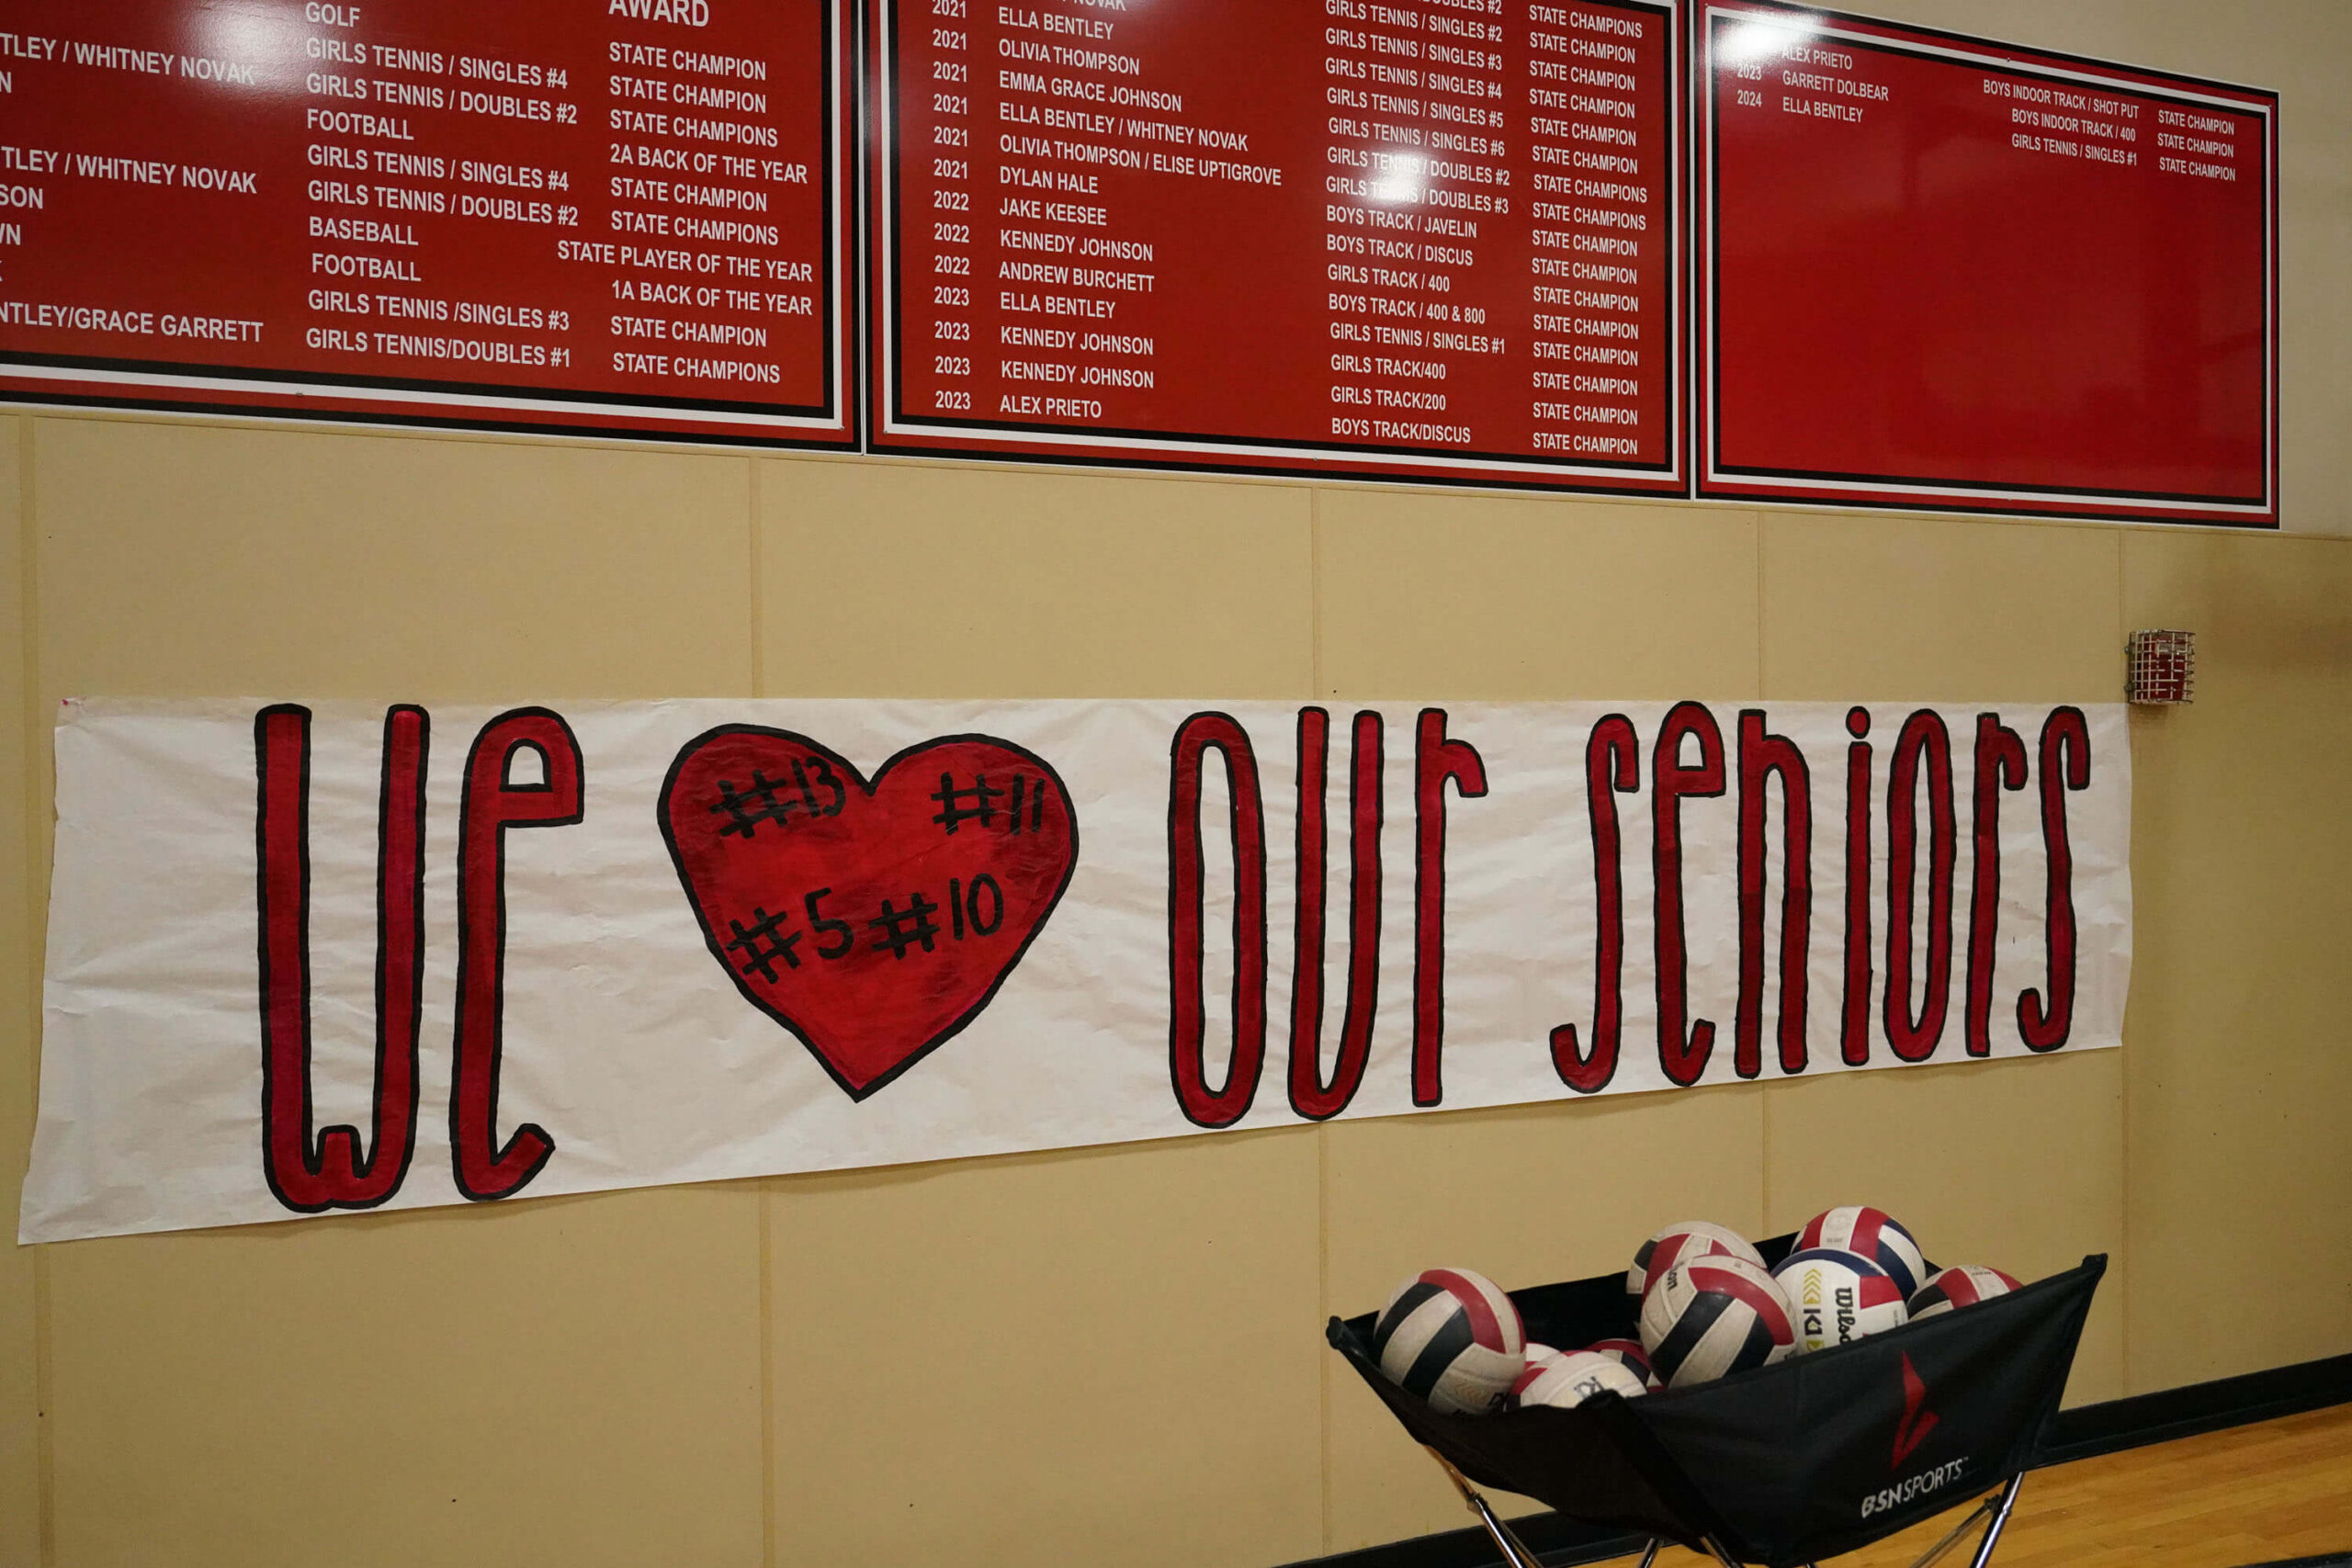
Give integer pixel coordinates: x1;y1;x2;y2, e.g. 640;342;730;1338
1641;1402;2352;1568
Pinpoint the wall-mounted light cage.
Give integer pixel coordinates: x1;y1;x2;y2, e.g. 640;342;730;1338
2127;629;2196;705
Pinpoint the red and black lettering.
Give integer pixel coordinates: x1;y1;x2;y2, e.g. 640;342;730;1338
1413;709;1487;1107
2019;706;2091;1051
1883;710;1955;1063
1169;713;1268;1128
1551;714;1638;1093
1736;709;1813;1077
255;704;428;1214
1965;715;2030;1057
1288;709;1384;1121
1653;702;1725;1087
1841;706;1873;1066
451;707;582;1201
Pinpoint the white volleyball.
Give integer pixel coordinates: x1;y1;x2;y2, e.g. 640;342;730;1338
1518;1350;1648;1410
1771;1247;1909;1354
1639;1254;1797;1388
1372;1268;1526;1416
1626;1220;1765;1303
1796;1206;1928;1299
1910;1265;2022;1319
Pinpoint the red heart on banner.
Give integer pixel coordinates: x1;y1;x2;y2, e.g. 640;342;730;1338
659;727;1080;1099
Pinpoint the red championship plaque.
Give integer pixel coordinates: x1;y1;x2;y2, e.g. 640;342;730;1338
1696;2;2278;525
871;0;1687;493
0;0;854;446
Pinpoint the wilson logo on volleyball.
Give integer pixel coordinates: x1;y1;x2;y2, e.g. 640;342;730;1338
1794;1269;1849;1345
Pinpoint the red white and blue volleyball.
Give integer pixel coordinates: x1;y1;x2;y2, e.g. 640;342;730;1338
1584;1337;1652;1382
1796;1206;1928;1298
1638;1255;1797;1388
1771;1247;1909;1353
1626;1220;1765;1303
1910;1265;2023;1319
1373;1268;1526;1416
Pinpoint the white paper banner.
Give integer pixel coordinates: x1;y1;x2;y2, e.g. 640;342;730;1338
22;698;2130;1242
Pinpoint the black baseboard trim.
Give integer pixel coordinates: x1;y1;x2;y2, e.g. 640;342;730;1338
2035;1350;2352;1467
1287;1351;2352;1568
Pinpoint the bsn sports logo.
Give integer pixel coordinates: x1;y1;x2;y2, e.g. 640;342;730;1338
1861;1457;1967;1518
1891;1351;1939;1465
1860;1352;1962;1519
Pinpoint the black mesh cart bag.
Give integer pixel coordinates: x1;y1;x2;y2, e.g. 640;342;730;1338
1329;1238;2105;1568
